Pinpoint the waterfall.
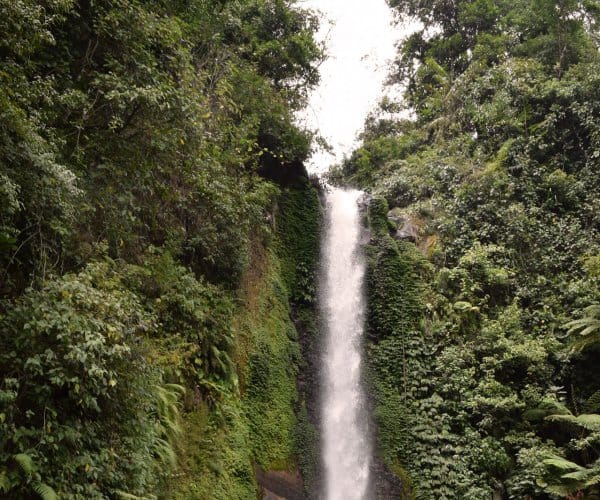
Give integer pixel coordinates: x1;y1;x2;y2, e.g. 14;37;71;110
321;187;371;500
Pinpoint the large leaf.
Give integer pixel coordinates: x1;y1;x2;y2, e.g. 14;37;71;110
543;455;584;472
13;453;35;475
547;413;600;432
32;482;58;500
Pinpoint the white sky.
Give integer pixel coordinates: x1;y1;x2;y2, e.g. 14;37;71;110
297;0;401;175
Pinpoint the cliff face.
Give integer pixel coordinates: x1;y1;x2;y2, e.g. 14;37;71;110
170;171;323;499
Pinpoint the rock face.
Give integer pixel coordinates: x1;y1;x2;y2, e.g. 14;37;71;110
256;467;305;500
395;219;419;242
371;460;405;499
387;208;419;243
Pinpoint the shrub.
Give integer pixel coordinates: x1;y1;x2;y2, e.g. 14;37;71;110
0;262;179;498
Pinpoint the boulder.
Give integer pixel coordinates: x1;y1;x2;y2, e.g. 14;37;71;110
256;466;304;500
394;218;419;243
386;207;404;229
386;208;420;242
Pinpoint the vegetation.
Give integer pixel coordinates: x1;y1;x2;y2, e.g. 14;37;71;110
4;0;599;497
168;181;322;498
0;0;323;497
335;0;600;498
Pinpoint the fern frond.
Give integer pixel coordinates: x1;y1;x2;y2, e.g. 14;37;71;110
115;490;156;500
571;331;600;353
584;473;600;488
541;454;600;496
0;470;10;493
152;383;183;441
32;481;58;500
561;469;594;481
152;437;177;467
424;57;450;88
547;413;600;432
545;483;579;496
543;455;584;471
584;391;600;413
13;453;35;475
575;414;600;432
565;304;600;352
163;383;185;397
525;398;571;421
583;304;600;316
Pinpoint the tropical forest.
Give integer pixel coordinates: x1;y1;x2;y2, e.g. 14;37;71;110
0;0;599;499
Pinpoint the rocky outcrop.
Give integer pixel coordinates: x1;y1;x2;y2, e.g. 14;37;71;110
387;208;419;243
256;467;305;500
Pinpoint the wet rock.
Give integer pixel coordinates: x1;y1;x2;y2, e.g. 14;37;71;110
386;207;404;229
387;208;420;242
371;459;406;499
394;218;419;243
256;466;304;500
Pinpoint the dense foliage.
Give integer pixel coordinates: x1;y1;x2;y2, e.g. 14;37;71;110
336;0;600;498
0;0;322;497
170;181;322;498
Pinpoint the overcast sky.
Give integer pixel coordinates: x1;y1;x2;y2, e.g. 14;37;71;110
297;0;400;174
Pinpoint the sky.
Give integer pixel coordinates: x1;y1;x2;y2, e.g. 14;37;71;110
297;0;401;175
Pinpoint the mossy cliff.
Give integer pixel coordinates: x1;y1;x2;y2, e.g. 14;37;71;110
362;196;427;500
171;175;322;499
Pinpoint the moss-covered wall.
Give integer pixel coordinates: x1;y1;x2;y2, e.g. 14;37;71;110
364;195;428;500
169;176;322;499
275;179;323;497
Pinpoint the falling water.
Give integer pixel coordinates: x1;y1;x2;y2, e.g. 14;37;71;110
321;187;371;500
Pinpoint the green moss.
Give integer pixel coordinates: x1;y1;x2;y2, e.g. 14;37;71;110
275;182;322;304
237;251;301;471
364;196;427;490
168;180;322;498
169;249;299;497
295;403;320;491
389;462;416;500
368;196;391;235
169;400;257;499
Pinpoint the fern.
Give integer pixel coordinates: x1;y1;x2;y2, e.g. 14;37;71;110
424;57;450;89
13;453;34;475
32;481;58;500
576;414;600;432
545;483;580;496
541;455;600;496
150;383;184;468
11;455;59;500
115;490;156;500
543;455;584;472
565;304;600;352
585;473;600;488
0;470;10;493
152;437;177;467
562;469;594;481
584;390;600;413
546;413;600;432
153;383;184;439
524;398;571;421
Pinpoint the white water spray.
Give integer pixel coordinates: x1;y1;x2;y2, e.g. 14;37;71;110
321;187;371;500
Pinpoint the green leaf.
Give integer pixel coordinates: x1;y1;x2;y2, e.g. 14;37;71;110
0;470;10;492
14;453;35;475
32;482;58;500
547;413;600;432
543;455;584;471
